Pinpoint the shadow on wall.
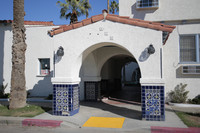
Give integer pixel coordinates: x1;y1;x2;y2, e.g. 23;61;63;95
176;66;200;78
131;3;157;20
28;71;53;97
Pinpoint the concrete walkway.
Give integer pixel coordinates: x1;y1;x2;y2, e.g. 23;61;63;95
0;98;190;132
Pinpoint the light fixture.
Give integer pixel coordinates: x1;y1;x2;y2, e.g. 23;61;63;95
139;44;155;62
147;44;155;55
56;46;64;57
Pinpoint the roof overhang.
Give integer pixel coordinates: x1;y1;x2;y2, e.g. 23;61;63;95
48;13;176;45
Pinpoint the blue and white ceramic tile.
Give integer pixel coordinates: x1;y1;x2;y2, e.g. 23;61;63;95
53;84;80;116
142;85;165;121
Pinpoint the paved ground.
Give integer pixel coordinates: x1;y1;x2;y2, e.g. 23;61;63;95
0;125;149;133
1;97;200;132
0;84;200;133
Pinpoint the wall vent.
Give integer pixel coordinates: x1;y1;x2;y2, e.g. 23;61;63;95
182;66;200;74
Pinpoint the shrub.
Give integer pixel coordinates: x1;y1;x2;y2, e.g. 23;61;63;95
168;83;189;103
188;95;200;104
27;90;31;98
45;94;53;100
0;83;8;98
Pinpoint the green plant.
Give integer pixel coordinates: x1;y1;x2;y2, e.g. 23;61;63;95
0;83;8;98
168;83;189;103
27;90;31;98
45;94;53;100
188;95;200;104
0;105;47;117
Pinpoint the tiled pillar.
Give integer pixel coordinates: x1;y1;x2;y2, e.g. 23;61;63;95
141;85;165;121
84;81;101;101
53;84;80;116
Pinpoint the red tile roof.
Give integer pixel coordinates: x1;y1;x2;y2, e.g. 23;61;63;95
48;14;175;37
0;20;54;26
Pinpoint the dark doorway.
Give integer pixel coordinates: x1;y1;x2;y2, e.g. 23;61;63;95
100;55;141;103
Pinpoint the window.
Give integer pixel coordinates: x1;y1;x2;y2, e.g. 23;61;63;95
39;59;50;75
136;0;159;9
163;31;169;44
180;35;200;63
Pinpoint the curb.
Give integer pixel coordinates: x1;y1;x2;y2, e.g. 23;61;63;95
60;121;81;128
0;117;64;128
169;102;200;108
0;98;52;103
0;117;23;126
22;119;63;127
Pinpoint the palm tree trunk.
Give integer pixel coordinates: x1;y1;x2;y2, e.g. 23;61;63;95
107;0;109;13
9;0;27;109
86;0;89;19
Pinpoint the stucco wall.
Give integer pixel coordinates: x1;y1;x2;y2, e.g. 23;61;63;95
1;24;58;96
119;0;200;22
25;25;57;96
163;23;200;99
0;24;12;88
119;0;200;99
2;20;164;98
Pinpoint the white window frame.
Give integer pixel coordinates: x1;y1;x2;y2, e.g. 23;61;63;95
136;0;159;9
38;58;50;76
179;34;200;64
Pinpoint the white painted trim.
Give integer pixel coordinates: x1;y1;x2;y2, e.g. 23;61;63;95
51;77;81;84
140;78;165;85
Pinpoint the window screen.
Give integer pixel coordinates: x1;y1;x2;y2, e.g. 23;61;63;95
180;36;196;62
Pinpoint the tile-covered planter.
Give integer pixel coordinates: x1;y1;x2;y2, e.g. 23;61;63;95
141;85;165;121
84;81;100;101
53;84;80;116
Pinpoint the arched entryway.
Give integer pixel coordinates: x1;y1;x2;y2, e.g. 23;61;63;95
79;42;142;103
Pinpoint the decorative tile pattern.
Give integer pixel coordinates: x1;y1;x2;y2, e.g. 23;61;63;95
53;84;80;116
85;82;100;101
142;86;165;121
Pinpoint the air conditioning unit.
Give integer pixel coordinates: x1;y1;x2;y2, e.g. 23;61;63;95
182;66;200;74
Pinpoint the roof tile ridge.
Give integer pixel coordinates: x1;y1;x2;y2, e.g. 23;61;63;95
52;25;68;30
24;20;54;25
91;14;104;22
72;21;84;29
149;22;176;29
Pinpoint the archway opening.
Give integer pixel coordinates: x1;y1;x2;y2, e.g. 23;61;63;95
100;55;141;103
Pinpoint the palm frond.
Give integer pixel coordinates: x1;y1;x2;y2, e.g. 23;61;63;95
65;12;72;19
57;0;91;24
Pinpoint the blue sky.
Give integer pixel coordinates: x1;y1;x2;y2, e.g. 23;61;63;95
0;0;119;25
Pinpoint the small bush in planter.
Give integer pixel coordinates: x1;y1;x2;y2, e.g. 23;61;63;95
168;83;189;103
0;83;8;98
45;94;53;100
188;95;200;104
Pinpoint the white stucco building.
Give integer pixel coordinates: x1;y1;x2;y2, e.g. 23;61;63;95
119;0;200;101
0;0;199;120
